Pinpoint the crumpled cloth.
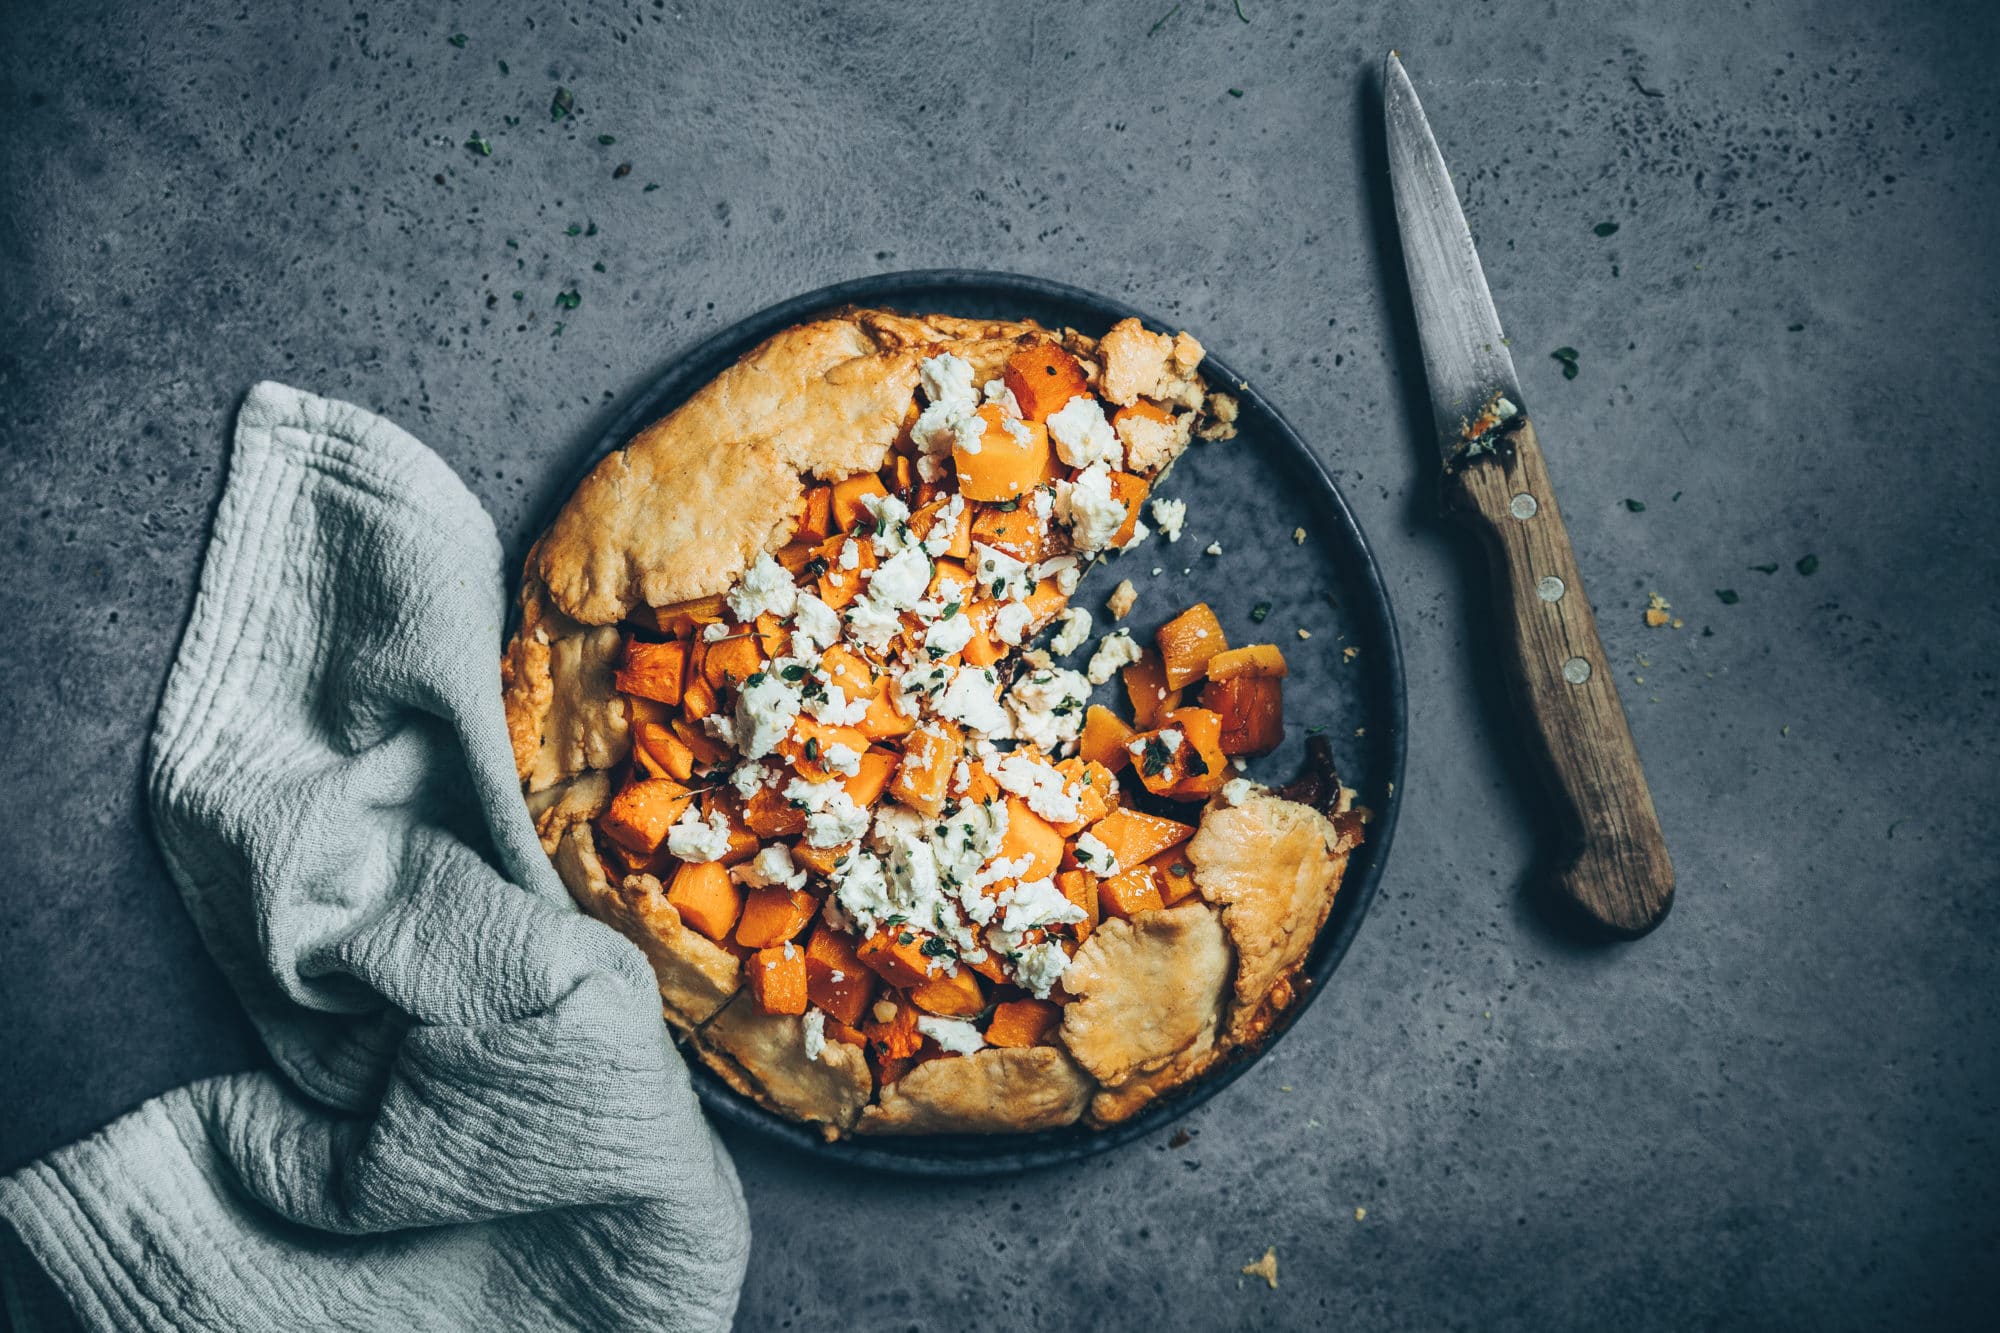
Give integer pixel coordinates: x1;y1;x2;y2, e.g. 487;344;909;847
0;382;749;1332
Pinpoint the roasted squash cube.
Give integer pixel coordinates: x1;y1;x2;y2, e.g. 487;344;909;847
984;997;1062;1048
599;779;695;855
1156;602;1229;690
909;966;984;1018
1002;341;1091;422
735;886;818;949
1206;642;1289;681
666;860;743;942
804;926;875;1027
615;639;687;706
747;943;809;1015
955;404;1050;502
1204;674;1284;756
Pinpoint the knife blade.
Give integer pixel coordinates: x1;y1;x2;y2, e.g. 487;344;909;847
1383;52;1676;936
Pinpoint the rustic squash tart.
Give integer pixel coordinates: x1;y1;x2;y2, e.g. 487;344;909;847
503;307;1366;1138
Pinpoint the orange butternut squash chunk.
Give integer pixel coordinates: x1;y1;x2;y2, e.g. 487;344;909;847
843;746;901;809
1106;471;1150;547
831;473;889;532
998;796;1065;881
1099;866;1165;921
1204;674;1284;756
912;499;973;561
680;673;719;722
640;592;728;637
804;926;874;1026
797;484;834;543
672;716;730;768
1205;641;1289;681
890;724;962;818
1079;704;1137;772
985;997;1062;1048
599;779;695;855
1056;868;1100;944
1050;758;1116;838
702;633;763;690
819;644;880;702
742;783;808;838
959;601;1007;668
963;949;1011;985
1155;602;1229;690
778;715;870;783
1087;807;1196;868
789;840;850;877
970;503;1049;563
1150;846;1200;905
772;542;818;575
615;639;687;706
666;860;743;942
747;943;809;1015
857;688;918;742
1002;341;1090;423
909;966;984;1018
814;535;876;610
863;996;923;1061
857;929;940;988
1121;650;1182;729
632;720;695;783
954;404;1050;502
735;886;819;949
1162;707;1227;800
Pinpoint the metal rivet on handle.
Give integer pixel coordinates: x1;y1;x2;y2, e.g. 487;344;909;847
1509;492;1538;520
1536;575;1565;602
1561;656;1591;685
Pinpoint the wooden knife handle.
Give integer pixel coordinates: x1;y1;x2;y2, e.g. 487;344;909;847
1444;418;1675;935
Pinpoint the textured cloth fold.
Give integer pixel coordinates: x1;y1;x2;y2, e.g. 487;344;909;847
0;383;750;1332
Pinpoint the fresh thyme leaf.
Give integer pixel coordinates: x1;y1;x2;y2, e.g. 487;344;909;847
565;222;582;236
804;737;820;762
592;261;606;272
1147;3;1181;36
551;87;574;122
498;59;509;74
1552;346;1578;362
448;33;468;48
994;498;1019;512
1796;554;1819;576
555;289;581;310
1140;737;1172;777
744;671;767;687
1250;601;1272;622
465;133;491;156
1594;221;1619;237
598;134;616;145
1073;847;1093;864
1624;498;1645;512
1228;88;1244;98
780;664;807;681
941;602;961;619
1562;361;1579;380
1715;589;1740;605
1234;0;1250;20
1749;563;1779;575
991;579;1005;598
919;936;956;958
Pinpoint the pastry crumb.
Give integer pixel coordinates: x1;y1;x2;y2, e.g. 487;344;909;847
1204;541;1223;556
1241;1248;1279;1289
1291;527;1306;544
1644;591;1681;629
1107;579;1138;619
1296;628;1311;640
1342;646;1358;662
1354;1207;1367;1221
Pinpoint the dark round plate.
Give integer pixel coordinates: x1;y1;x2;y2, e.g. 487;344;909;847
563;270;1406;1176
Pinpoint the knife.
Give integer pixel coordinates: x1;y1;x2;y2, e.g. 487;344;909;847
1383;52;1675;936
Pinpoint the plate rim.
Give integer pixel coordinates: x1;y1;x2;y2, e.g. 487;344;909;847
553;268;1407;1176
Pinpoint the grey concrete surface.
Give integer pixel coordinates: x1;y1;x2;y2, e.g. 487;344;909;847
3;0;1996;1328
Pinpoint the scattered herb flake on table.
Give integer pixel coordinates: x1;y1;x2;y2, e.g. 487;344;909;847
1228;88;1244;98
1551;346;1580;379
1796;554;1819;575
1750;562;1779;574
465;133;491;156
556;290;581;310
1250;601;1271;623
598;134;616;145
1594;221;1619;237
1148;3;1180;37
551;87;574;122
448;33;468;48
1715;588;1740;605
1624;498;1645;512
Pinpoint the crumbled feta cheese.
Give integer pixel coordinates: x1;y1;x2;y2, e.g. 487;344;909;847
972;543;1033;602
996;877;1088;934
1073;830;1120;875
802;679;871;726
821;742;863;778
1150;497;1187;542
1086;629;1143;685
919;494;967;557
981;378;1020;414
934;666;1011;736
1049;607;1092;656
1010;938;1071;999
788;777;872;848
801;1009;827;1062
837;538;861;570
1221;777;1258;807
726;551;798;623
1055;463;1128;552
841;597;904;654
831;849;893;928
1204;541;1223;557
952;412;986;455
1157;728;1185;753
923;609;975;659
790;592;842;654
1046;396;1121;469
915;1015;985;1055
859;491;916;556
868;801;928;849
731;671;803;759
701;621;730;643
993;600;1034;646
896;663;953;714
987;752;1081;823
919;353;977;411
730;760;774;799
934;800;1009;903
1006;667;1090;753
1122;519;1152;550
736;843;808;891
1107;578;1138;620
666;806;733;863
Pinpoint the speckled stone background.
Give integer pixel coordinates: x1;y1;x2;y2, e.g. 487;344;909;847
3;1;1996;1329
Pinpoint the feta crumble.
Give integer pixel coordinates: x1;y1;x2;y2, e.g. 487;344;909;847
801;1008;827;1062
726;551;798;623
915;1015;986;1055
666;806;733;863
1049;607;1092;656
1056;463;1128;553
934;665;1011;736
1149;497;1187;542
1046;395;1121;470
972;543;1033;602
987;752;1081;823
1073;830;1120;874
1005;667;1090;753
1086;629;1143;685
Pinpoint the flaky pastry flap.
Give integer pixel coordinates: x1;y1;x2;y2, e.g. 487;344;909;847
1058;901;1230;1088
697;991;874;1133
857;1045;1093;1135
